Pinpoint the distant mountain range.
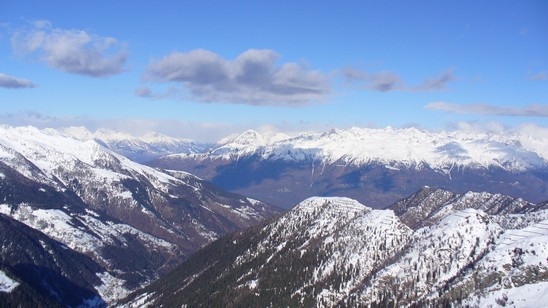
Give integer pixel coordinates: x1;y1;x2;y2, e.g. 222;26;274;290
61;126;210;163
148;127;548;208
0;125;278;306
121;187;548;307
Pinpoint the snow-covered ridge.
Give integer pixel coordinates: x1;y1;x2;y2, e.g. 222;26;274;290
121;186;548;307
184;126;548;173
234;194;548;306
0;125;187;191
0;124;278;304
293;196;368;214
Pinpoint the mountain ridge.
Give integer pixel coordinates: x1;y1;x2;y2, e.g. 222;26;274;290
0;125;278;305
119;187;548;307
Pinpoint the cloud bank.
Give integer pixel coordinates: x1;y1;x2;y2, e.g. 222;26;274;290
11;20;127;77
0;73;35;89
425;101;548;117
141;49;331;106
342;67;455;92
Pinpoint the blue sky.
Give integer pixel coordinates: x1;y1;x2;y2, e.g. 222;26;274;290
0;0;547;141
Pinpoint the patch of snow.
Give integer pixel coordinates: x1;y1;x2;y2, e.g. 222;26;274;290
0;270;19;293
246;279;259;289
464;281;548;307
95;272;130;304
117;292;156;308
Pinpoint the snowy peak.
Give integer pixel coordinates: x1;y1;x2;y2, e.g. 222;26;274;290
218;130;267;146
293;196;368;213
212;130;270;156
277;197;372;240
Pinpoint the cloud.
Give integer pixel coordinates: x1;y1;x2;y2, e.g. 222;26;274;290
142;49;331;106
367;71;405;92
134;87;152;98
414;69;455;91
0;73;35;89
340;67;366;81
11;20;127;77
446;120;509;134
528;71;547;81
342;68;455;92
425;101;548;117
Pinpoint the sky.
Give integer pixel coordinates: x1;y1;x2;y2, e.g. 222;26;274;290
0;0;547;141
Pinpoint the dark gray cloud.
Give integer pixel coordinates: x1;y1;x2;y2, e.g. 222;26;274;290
342;67;454;92
11;20;127;77
142;49;330;106
0;73;35;89
425;101;548;117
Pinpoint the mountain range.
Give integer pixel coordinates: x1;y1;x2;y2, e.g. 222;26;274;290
120;187;548;307
60;127;209;163
148;127;548;208
0;125;278;306
1;124;547;306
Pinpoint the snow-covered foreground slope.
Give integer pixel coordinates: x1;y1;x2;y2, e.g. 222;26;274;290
0;125;277;306
150;127;548;208
120;189;548;307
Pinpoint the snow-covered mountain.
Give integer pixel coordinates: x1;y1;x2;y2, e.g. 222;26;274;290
0;125;278;306
170;127;548;170
62;126;209;162
149;127;548;208
120;188;548;307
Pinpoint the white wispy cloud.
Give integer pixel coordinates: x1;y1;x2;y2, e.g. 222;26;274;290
342;67;455;92
425;101;548;117
141;49;331;106
11;20;127;77
0;73;35;89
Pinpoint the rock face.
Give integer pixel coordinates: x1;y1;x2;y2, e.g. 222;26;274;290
120;188;548;307
0;125;278;306
148;127;548;208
